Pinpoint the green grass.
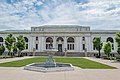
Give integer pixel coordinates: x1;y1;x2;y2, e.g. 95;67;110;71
0;56;3;59
0;57;116;69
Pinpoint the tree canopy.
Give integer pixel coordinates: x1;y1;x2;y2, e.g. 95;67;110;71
0;45;5;55
5;33;16;53
103;42;112;56
93;36;103;57
16;35;26;56
115;32;120;54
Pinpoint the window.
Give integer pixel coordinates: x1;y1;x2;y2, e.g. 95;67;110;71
67;44;74;50
106;37;114;50
24;37;28;50
0;37;3;42
46;37;53;43
67;37;75;50
26;44;28;49
93;44;95;50
67;37;74;42
46;37;53;49
56;37;64;42
46;44;53;49
36;37;38;41
83;44;85;50
36;44;38;50
82;37;85;41
24;37;28;42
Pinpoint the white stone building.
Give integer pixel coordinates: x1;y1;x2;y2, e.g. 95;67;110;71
0;25;119;56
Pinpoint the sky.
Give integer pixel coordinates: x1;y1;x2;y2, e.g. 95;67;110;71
0;0;120;31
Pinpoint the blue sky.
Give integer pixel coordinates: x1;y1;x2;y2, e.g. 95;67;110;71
0;0;120;31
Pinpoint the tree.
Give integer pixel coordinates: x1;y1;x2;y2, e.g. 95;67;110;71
103;42;112;57
93;36;103;58
13;42;18;56
5;33;16;56
0;45;5;55
115;32;120;55
16;35;26;56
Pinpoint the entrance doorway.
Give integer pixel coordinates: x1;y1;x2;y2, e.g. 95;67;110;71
58;44;62;52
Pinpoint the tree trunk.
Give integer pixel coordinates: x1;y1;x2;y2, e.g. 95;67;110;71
98;50;101;58
18;50;21;57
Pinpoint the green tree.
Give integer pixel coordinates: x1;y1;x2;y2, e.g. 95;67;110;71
0;45;5;55
5;33;16;56
115;32;120;55
13;42;18;56
16;35;26;56
103;42;112;57
93;36;103;58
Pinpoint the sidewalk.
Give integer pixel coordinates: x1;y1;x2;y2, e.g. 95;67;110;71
0;56;33;63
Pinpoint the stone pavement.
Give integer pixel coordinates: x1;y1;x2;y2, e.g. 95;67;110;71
0;57;120;80
0;56;33;63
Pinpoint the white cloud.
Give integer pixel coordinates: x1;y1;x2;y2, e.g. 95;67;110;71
0;0;120;31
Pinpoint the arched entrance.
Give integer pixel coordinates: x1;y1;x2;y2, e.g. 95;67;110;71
46;37;53;49
67;37;75;50
56;37;64;52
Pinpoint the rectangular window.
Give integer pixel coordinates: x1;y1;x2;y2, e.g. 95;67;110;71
72;44;74;50
67;44;74;50
26;44;28;49
112;44;114;50
67;44;69;50
46;44;48;49
36;44;38;50
83;44;85;50
93;45;95;50
36;37;38;41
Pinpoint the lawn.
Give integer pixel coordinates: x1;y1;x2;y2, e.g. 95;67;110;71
0;57;116;69
0;56;3;59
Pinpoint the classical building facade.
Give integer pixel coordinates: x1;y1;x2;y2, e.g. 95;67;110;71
0;25;119;56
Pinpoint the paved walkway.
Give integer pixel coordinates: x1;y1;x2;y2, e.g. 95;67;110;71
0;57;120;80
0;56;33;63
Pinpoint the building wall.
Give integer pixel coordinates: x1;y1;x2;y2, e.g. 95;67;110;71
0;25;119;54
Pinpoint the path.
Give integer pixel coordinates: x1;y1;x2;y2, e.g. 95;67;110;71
0;56;33;63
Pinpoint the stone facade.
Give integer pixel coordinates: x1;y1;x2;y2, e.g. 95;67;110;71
0;25;119;56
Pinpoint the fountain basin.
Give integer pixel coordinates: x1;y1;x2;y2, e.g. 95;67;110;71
24;62;74;72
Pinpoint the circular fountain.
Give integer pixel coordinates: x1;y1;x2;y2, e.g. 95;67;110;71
24;48;74;72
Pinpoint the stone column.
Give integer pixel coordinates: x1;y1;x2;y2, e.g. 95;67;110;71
53;36;56;49
41;36;45;52
64;36;67;52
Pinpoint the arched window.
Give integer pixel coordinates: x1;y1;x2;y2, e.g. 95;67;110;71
46;37;53;49
106;37;114;50
0;37;3;42
24;37;28;42
24;37;28;49
67;37;75;50
46;37;53;43
67;37;74;43
56;37;64;42
107;37;114;42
